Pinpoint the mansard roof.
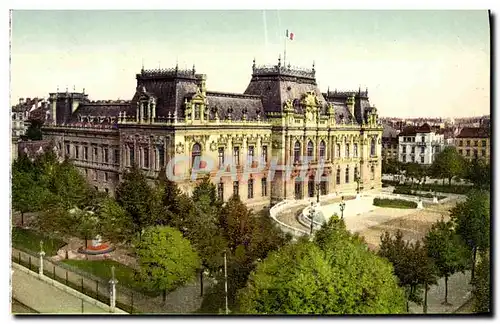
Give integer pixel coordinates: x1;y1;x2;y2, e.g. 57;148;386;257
69;100;133;123
398;123;432;136
206;91;265;121
244;60;328;114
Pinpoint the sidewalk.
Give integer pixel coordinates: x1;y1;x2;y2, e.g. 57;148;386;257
409;271;472;314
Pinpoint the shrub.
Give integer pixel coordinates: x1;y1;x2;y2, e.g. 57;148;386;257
373;198;417;209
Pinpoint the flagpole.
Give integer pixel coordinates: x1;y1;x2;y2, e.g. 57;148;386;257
284;34;287;66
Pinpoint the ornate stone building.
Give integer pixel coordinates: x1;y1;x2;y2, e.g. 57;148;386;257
41;59;383;209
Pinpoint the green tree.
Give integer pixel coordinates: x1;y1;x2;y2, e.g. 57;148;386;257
115;164;154;236
430;147;466;185
11;169;45;226
218;195;253;251
185;177;227;272
379;231;438;312
237;220;406;314
471;252;490;313
424;218;470;305
135;226;201;304
25;120;43;140
465;158;490;190
97;197;135;244
450;190;490;281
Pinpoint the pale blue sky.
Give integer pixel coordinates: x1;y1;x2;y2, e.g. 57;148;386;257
10;10;490;117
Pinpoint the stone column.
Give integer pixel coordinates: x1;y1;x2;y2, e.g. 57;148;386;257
38;240;45;277
109;266;118;313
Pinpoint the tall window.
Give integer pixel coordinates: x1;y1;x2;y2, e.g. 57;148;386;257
403;146;407;154
336;167;341;184
104;172;108;182
354;143;358;157
421;136;425;143
142;102;148;120
194;104;201;120
129;146;134;166
294;141;301;163
114;149;120;165
459;140;464;147
345;143;350;158
103;147;109;163
370;138;376;156
307;141;314;160
474;140;478;147
403;155;407;163
371;165;375;180
143;147;149;168
482;140;487;147
262;145;268;163
93;147;98;161
261;178;267;196
233;146;240;166
248;179;254;199
319;140;326;161
157;145;164;169
192;143;201;168
411;147;415;154
420;156;425;163
320;173;327;195
336;144;341;158
248;145;254;165
233;181;239;197
84;147;88;160
420;147;425;154
466;140;471;147
354;166;358;181
345;166;350;183
218;183;224;201
75;146;80;159
218;147;225;168
65;144;70;156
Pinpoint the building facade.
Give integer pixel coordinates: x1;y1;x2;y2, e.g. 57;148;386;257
382;125;399;161
454;127;490;161
398;123;444;165
41;60;383;209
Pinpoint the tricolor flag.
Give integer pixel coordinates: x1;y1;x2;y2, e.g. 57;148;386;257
286;29;294;40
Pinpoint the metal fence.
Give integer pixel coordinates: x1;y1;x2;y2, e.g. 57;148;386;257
12;249;137;314
11;248;212;314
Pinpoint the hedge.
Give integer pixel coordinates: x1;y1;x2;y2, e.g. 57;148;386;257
373;198;417;209
392;188;446;200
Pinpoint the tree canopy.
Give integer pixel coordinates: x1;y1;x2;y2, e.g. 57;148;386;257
450;190;490;280
237;217;406;314
135;226;201;302
424;218;470;304
430;147;466;185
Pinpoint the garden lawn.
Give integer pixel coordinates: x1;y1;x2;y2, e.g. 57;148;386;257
61;259;161;297
373;198;417;209
12;227;66;256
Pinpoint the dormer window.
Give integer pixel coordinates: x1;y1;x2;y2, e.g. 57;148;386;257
194;104;201;120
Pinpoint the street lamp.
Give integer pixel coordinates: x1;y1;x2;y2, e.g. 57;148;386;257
339;196;346;220
309;201;315;235
315;182;320;203
355;168;361;195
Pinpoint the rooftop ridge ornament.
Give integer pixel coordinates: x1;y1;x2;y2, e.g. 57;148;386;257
140;67;196;78
253;63;316;79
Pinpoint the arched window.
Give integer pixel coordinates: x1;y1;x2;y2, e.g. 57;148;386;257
336;144;341;158
307;141;314;159
320;173;328;195
345;166;350;183
294;141;301;163
336;166;341;185
192;143;202;168
371;138;376;156
345;143;350;158
319;140;326;161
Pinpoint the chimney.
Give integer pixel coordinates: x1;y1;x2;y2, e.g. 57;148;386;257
346;94;355;118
